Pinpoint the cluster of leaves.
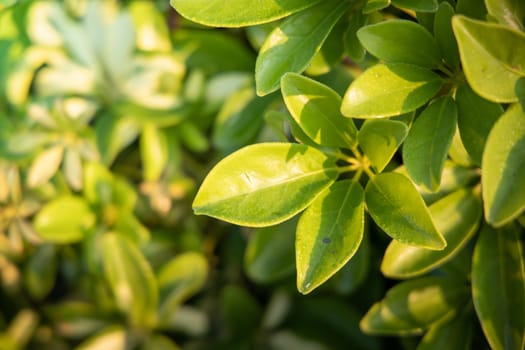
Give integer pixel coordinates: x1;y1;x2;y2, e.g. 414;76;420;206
172;0;525;349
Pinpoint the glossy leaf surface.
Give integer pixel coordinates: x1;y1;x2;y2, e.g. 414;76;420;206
169;0;321;27
403;96;457;192
281;73;357;148
455;84;502;165
34;196;95;243
341;63;442;119
453;16;523;102
365;172;445;250
360;276;469;335
482;104;525;226
193;143;338;227
358;119;408;172
255;0;348;95
296;180;364;294
434;2;460;72
102;233;158;328
357;20;441;68
382;188;481;278
472;225;525;350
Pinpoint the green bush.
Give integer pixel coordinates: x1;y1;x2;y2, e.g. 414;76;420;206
0;0;524;349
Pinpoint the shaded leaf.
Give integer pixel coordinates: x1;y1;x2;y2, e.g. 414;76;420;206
357;20;441;68
360;276;470;335
255;0;348;95
169;0;322;27
472;225;525;350
455;84;502;165
193;143;338;227
365;172;445;250
363;0;390;14
34;196;95;243
391;0;438;12
341;63;442;119
358;119;408;172
296;180;365;294
24;244;57;300
281;73;358;148
418;305;474;350
403;96;457;192
382;188;481;278
482;104;525;226
434;2;460;72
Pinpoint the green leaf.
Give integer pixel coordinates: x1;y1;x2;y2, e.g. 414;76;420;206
344;9;367;62
140;124;168;182
102;233;158;328
418;306;474;350
27;145;63;188
485;0;525;31
365;172;446;250
402;96;457;192
281;73;358;148
363;0;390;14
95;113;140;165
341;63;442;119
306;17;347;76
391;0;438;12
358;119;408;172
453;16;523;103
193;143;338;227
381;188;481;278
360;276;469;335
472;225;525;350
140;334;180;350
455;84;502;165
24;244;57;300
296;180;365;294
255;0;348;95
244;219;296;284
169;0;322;27
456;0;487;20
157;252;208;322
482;104;525;226
434;2;460;72
357;20;441;68
34;196;95;243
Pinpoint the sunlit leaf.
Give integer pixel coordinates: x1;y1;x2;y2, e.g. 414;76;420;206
365;172;446;250
76;326;127;350
391;0;438;12
193;143;338;227
485;0;525;31
296;180;364;294
27;145;63;188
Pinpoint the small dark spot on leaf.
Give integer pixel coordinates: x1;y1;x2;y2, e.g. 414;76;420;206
322;238;331;244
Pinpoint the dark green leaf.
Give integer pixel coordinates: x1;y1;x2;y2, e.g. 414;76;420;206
24;244;57;300
456;0;487;20
365;172;446;250
34;196;95;243
193;143;339;227
296;180;365;294
281;73;358;148
418;305;474;350
381;188;481;278
455;84;502;165
453;16;523;103
244;219;296;284
306;17;347;76
472;225;525;350
344;9;367;62
255;0;348;95
102;234;158;328
403;96;457;192
358;119;408;172
391;0;438;12
341;63;442;119
357;20;441;68
360;276;470;335
434;2;460;72
170;0;322;27
482;104;525;226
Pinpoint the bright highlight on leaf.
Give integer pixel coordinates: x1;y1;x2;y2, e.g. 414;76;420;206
365;172;446;250
193;143;339;227
341;63;442;119
296;180;364;294
170;0;322;27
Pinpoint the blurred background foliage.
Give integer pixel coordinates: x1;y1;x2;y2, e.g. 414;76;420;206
0;0;486;349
